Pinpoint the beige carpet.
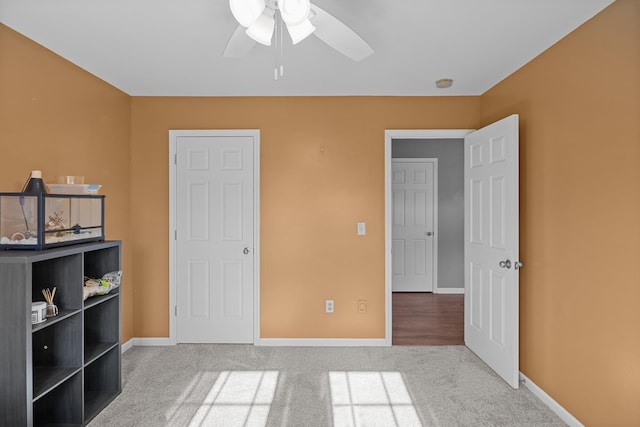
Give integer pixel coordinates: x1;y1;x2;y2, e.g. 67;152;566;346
88;345;565;427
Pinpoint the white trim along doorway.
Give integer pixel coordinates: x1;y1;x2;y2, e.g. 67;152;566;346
169;129;261;345
384;130;472;345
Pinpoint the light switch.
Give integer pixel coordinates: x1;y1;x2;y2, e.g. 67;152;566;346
357;222;366;236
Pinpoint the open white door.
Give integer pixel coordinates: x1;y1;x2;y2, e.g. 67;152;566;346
464;115;521;388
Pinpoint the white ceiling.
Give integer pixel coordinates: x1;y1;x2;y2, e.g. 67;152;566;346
0;0;613;96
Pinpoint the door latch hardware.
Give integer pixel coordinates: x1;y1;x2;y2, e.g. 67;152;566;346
514;261;524;270
499;260;512;269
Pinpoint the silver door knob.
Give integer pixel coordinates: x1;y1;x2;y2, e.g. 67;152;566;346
514;261;524;270
243;247;250;255
425;232;433;236
499;260;512;269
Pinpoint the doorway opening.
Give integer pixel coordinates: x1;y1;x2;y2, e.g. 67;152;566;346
391;158;439;293
386;117;521;387
385;130;471;346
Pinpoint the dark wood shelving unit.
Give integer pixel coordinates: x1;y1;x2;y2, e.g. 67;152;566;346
0;241;121;426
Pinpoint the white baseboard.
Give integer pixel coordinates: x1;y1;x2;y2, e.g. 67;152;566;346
121;338;134;353
435;287;464;294
519;372;584;427
122;337;387;347
258;338;388;347
132;337;173;347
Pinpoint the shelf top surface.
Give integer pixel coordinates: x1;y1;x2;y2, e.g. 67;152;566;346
0;240;121;263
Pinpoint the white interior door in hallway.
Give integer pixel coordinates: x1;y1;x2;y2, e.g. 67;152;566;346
392;159;438;292
464;114;521;388
172;131;259;344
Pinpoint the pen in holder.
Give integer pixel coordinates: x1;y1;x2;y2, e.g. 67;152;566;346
42;287;58;317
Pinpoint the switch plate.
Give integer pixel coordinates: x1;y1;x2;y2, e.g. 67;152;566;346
325;299;334;313
357;222;366;236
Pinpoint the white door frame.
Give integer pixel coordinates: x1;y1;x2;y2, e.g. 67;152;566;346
384;130;473;345
391;158;438;293
169;129;261;345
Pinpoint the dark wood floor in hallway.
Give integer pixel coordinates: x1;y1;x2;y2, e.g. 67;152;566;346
392;292;464;346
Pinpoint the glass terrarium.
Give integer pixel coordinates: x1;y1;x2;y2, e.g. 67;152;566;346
0;193;104;250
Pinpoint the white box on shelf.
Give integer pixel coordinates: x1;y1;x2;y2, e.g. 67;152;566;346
48;184;101;195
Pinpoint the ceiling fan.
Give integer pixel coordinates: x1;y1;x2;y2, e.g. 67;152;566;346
223;0;374;61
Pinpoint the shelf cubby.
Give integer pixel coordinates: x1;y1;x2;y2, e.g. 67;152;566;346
84;296;119;365
84;245;120;279
32;312;82;400
32;254;83;311
84;346;120;424
33;371;83;427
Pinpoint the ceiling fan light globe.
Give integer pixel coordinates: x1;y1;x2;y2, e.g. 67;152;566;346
286;19;315;44
278;0;310;26
246;9;275;45
229;0;266;27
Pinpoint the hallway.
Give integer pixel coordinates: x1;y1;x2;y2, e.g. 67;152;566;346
392;293;464;346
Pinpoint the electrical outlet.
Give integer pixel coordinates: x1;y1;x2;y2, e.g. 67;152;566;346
325;299;334;313
358;300;367;313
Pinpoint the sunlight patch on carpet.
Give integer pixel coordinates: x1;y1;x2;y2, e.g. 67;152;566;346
166;370;279;427
329;371;422;427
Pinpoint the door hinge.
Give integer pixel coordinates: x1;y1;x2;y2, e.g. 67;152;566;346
174;229;177;240
174;154;177;165
175;305;177;316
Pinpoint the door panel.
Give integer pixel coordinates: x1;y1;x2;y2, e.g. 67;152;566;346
490;272;506;346
222;182;243;240
392;159;437;292
490;176;506;248
189;182;209;240
176;135;254;343
189;260;210;318
464;115;519;388
469;262;483;330
222;260;243;318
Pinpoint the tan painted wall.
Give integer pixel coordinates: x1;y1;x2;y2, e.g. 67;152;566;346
5;1;638;421
479;1;640;425
130;97;479;338
0;24;134;342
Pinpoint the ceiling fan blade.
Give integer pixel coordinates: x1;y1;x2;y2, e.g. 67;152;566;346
223;25;258;58
309;4;373;61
